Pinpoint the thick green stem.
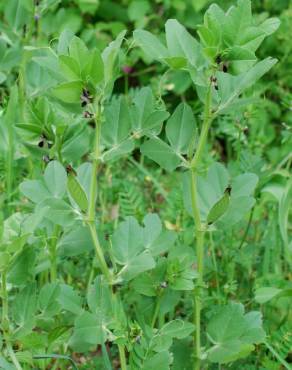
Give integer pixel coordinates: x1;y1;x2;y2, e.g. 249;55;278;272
118;344;127;370
189;84;213;369
88;223;112;283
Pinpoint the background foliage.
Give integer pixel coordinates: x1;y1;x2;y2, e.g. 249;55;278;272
0;0;291;369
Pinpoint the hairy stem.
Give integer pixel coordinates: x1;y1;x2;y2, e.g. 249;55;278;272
190;84;213;369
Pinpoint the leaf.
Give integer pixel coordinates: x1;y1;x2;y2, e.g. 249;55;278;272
259;17;281;36
82;48;104;85
143;351;172;370
19;179;51;203
207;192;230;225
67;173;88;212
68;36;88;69
52;80;83;103
151;320;195;352
182;163;258;227
57;284;83;315
69;312;104;352
87;276;112;319
111;217;144;265
215;58;277;114
59;55;81;81
161;319;195;339
38;198;76;227
58;225;93;257
102;30;126;86
165;102;196;154
120;251;155;281
44;161;67;198
207;303;266;364
111;217;157;280
141;137;182;172
165;19;203;68
102;96;131;146
102;138;135;162
12;284;37;338
133;30;168;60
131;87;169;134
38;283;61;317
254;287;292;304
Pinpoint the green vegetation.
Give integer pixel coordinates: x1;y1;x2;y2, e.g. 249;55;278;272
0;0;291;369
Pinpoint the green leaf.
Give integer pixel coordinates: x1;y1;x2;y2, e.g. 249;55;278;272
102;96;131;146
87;276;112;318
102;138;135;162
12;284;37;338
38;283;61;317
165;19;203;68
131;87;169;134
52;81;83;104
143;351;172;370
82;48;104;85
4;0;33;31
19;179;51;203
133;30;168;60
68;36;88;68
141;137;182;172
254;287;282;304
44;161;67;198
111;217;144;264
58;225;93;257
57;284;83;315
160;319;195;339
207;191;230;225
38;198;76;227
215;58;277;114
207;303;266;364
151;320;195;352
67;173;88;212
102;30;126;86
69;312;104;352
111;217;156;280
182;163;258;227
59;55;81;81
165;102;196;154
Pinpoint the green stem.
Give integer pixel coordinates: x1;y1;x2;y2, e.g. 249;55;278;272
86;106;111;282
151;294;162;328
88;223;112;283
6;342;23;370
189;84;213;370
118;344;127;370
